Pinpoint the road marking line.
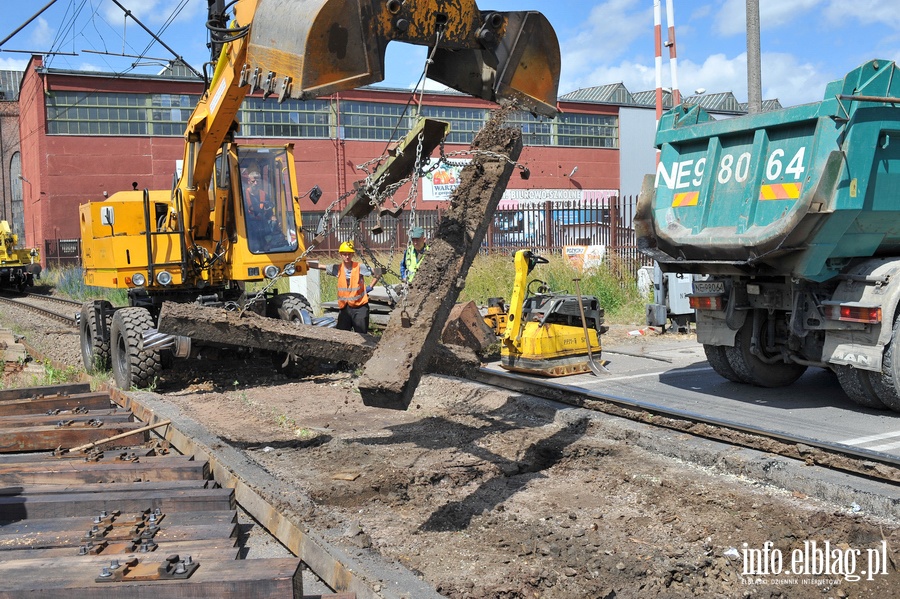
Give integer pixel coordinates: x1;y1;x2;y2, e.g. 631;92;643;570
867;440;900;452
839;431;900;445
598;366;712;383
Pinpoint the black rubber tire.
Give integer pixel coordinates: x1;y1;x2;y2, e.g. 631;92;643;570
80;301;111;372
866;312;900;412
267;293;318;378
703;344;743;383
725;317;807;387
834;365;888;410
110;307;162;390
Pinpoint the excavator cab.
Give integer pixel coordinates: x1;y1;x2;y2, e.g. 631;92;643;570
237;148;299;255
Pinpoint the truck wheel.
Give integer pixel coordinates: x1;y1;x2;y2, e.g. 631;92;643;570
834;365;888;410
80;301;111;372
110;307;162;390
703;344;743;383
725;319;807;387
267;293;317;378
868;313;900;412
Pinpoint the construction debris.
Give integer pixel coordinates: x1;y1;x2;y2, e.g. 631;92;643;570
157;302;377;365
155;302;482;381
441;301;498;353
358;108;524;410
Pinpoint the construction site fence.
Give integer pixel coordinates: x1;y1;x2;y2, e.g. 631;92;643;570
303;194;652;278
42;196;651;279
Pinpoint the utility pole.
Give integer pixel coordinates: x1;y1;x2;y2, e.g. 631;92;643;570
746;0;762;113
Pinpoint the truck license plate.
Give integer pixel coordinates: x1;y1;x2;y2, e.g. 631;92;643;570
693;281;725;294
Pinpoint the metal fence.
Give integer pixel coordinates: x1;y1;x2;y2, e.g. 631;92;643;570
44;195;650;276
44;238;81;268
302;194;651;274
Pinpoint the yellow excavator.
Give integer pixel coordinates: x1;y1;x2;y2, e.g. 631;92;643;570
0;221;41;293
499;250;607;377
78;0;561;389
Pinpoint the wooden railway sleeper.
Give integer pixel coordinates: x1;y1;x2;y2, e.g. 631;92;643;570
95;554;198;582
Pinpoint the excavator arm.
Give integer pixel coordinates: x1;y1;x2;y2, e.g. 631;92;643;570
179;0;561;244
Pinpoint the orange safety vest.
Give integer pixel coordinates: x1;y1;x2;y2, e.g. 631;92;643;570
337;262;368;309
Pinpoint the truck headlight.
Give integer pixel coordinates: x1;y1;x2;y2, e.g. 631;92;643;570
283;263;296;276
132;272;146;286
156;270;172;286
264;265;280;279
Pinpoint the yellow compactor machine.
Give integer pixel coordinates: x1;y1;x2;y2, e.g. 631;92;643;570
498;250;607;377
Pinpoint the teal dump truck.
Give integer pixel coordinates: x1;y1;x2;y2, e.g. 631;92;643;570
636;59;900;412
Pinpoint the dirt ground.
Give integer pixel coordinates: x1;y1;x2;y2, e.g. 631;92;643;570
3;308;899;598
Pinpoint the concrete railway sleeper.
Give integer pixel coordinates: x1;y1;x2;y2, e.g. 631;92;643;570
0;382;357;599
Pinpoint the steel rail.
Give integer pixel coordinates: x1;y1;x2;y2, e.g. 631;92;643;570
22;291;82;307
472;366;900;475
0;294;78;326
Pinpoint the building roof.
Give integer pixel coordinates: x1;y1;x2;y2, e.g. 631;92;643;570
0;70;23;101
156;58;201;79
680;91;743;112
561;83;634;105
630;90;675;109
738;99;784;112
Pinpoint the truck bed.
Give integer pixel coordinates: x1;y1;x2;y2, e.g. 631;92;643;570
636;59;900;282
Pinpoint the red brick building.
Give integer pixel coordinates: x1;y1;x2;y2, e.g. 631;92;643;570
17;55;627;264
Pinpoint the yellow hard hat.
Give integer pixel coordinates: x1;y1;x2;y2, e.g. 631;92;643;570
339;240;355;253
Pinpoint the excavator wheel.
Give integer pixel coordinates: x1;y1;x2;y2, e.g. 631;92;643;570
110;307;162;390
267;293;318;378
80;300;112;373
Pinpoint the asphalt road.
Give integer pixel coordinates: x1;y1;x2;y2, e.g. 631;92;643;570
484;337;900;460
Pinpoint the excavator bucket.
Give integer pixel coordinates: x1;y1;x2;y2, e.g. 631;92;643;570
245;0;560;117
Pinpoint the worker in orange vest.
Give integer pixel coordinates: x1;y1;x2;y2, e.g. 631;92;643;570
316;240;380;333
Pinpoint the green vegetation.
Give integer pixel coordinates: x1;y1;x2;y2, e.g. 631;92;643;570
317;251;647;324
41;266;128;305
44;251;646;324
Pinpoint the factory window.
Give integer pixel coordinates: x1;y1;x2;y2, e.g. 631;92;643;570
507;111;553;146
339;101;413;141
556;113;618;148
239;97;332;138
419;106;488;145
45;90;619;150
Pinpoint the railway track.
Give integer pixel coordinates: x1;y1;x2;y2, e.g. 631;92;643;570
3;290;898;485
0;291;80;326
1;292;897;595
0;382;358;599
473;368;900;484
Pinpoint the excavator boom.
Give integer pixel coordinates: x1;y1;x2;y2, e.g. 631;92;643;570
245;0;561;117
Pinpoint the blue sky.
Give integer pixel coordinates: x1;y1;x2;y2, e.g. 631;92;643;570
2;0;899;107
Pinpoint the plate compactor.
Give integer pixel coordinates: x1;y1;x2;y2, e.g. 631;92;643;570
497;250;608;377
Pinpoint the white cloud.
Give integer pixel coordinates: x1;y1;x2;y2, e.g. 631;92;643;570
823;0;900;28
561;0;651;85
0;57;28;71
714;0;824;37
102;0;203;28
28;17;54;48
563;50;831;109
